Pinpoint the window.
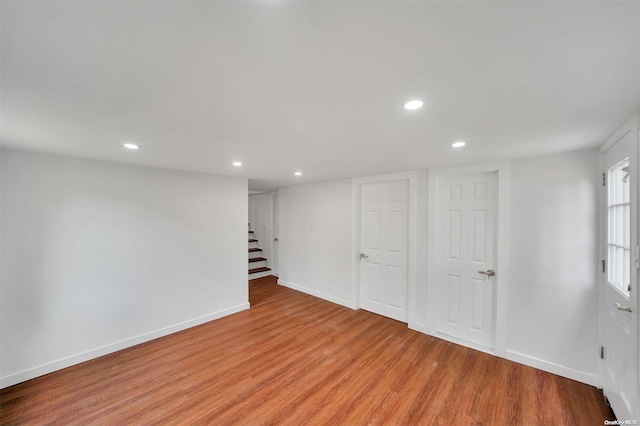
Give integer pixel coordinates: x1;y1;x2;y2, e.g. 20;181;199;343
607;157;631;297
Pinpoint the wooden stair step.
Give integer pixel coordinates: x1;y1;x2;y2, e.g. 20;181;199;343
249;257;267;263
249;239;258;242
249;266;271;274
248;247;262;252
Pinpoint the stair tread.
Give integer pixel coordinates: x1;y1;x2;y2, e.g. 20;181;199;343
249;239;258;242
248;247;262;252
249;257;267;263
249;266;271;274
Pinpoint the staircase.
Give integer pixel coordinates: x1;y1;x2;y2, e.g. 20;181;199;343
248;224;272;279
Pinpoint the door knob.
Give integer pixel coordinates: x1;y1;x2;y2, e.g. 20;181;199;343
478;269;495;277
360;253;369;259
616;302;632;313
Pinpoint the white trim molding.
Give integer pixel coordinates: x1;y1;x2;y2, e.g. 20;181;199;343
507;350;598;387
278;279;357;309
600;114;638;153
0;303;250;389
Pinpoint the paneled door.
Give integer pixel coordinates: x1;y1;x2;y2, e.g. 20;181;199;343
359;180;408;322
600;122;638;421
436;173;497;348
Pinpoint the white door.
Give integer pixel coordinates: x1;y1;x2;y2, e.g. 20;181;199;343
359;180;408;322
436;173;497;348
600;125;638;420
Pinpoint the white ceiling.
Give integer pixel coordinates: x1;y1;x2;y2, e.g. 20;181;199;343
2;1;639;191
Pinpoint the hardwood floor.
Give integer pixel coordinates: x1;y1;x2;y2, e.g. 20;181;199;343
1;276;614;425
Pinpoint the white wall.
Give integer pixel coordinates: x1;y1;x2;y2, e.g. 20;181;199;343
248;192;275;274
507;149;599;382
278;179;353;308
0;149;248;388
6;146;597;387
277;150;599;384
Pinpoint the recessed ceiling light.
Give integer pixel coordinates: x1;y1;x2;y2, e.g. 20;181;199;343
123;143;139;150
404;100;423;110
451;141;466;148
232;161;242;167
294;171;302;176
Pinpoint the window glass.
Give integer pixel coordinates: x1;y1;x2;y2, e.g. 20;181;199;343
607;157;631;297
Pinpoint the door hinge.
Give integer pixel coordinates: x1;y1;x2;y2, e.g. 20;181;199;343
602;173;606;187
628;284;632;292
600;346;605;359
602;259;606;273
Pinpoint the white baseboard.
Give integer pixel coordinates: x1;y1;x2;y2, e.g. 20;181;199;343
277;279;357;310
506;350;598;387
431;332;496;356
408;322;598;387
0;302;250;389
409;324;496;356
408;322;429;335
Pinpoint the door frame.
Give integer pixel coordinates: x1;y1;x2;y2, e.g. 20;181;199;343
271;192;279;276
351;171;427;321
425;161;510;357
598;114;639;414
